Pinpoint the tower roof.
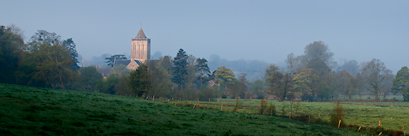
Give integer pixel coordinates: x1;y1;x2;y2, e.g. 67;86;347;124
135;28;147;39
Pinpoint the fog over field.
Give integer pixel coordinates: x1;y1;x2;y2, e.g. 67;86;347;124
1;0;408;73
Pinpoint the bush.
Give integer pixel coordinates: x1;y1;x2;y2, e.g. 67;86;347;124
259;99;267;114
267;103;276;116
233;98;242;112
329;100;346;128
280;102;287;117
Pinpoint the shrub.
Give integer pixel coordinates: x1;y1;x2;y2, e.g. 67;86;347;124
280;102;287;117
233;98;242;112
259;99;267;114
329;100;346;127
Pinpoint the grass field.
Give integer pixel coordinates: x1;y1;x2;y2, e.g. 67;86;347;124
179;98;409;131
0;83;372;136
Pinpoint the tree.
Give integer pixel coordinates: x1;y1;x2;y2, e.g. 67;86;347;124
264;65;280;84
24;30;76;89
214;66;236;93
71;66;103;91
392;66;409;94
303;41;335;67
127;64;151;97
110;64;131;76
336;70;355;100
0;25;24;84
149;61;172;98
360;59;392;101
251;80;266;99
195;58;211;87
105;54;127;67
392;66;409;101
159;56;173;73
172;49;188;94
266;70;293;102
285;53;303;75
62;38;79;70
229;72;249;98
293;68;319;101
317;82;333;101
185;55;197;99
114;75;132;96
337;60;359;77
306;57;331;77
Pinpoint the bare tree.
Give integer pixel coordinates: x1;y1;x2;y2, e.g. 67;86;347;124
360;59;392;101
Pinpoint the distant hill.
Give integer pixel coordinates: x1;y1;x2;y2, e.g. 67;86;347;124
0;84;369;135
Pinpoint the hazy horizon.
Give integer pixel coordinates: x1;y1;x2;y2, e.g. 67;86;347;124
1;0;408;73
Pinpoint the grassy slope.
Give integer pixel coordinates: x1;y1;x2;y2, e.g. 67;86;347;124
205;99;409;130
0;84;369;136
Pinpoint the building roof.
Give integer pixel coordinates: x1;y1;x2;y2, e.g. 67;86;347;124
135;28;147;39
134;60;142;66
113;59;131;67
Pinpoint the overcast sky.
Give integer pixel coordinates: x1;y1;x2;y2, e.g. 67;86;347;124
1;0;408;73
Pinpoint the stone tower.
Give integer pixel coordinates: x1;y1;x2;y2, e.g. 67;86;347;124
131;28;151;63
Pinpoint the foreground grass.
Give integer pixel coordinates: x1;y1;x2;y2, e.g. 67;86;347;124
0;84;370;135
196;99;409;131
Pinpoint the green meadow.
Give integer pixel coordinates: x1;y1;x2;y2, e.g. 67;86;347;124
0;83;371;136
186;99;409;131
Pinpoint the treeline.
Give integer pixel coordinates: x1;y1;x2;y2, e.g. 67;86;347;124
124;41;409;102
1;25;409;102
275;41;408;102
0;25;80;89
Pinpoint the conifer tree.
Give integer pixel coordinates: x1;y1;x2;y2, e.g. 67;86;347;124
172;49;188;94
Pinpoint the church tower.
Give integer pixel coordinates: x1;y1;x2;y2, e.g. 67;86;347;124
131;28;151;63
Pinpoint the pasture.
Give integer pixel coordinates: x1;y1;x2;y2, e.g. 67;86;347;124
174;98;409;131
0;83;370;135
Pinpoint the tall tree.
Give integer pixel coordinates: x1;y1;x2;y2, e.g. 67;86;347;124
303;41;335;67
264;65;280;84
392;66;409;95
195;58;211;87
360;59;392;101
159;56;173;74
336;70;355;100
214;66;236;92
285;53;303;75
149;61;172;98
185;55;197;99
393;66;409;101
293;68;320;101
306;57;331;77
105;54;127;67
235;72;250;98
25;30;76;89
62;38;79;70
127;64;151;97
266;70;293;102
0;25;24;84
172;49;188;94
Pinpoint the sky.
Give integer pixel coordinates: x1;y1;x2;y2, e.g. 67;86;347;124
1;0;408;73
